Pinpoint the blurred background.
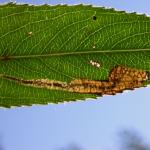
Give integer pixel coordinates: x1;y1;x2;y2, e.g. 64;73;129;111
0;0;150;150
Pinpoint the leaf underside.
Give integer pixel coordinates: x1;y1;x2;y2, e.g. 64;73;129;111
0;3;150;107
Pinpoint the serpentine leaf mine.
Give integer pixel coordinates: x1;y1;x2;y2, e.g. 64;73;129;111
1;66;148;96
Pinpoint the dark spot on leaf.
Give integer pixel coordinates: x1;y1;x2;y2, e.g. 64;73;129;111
93;16;97;20
53;82;64;87
1;56;11;61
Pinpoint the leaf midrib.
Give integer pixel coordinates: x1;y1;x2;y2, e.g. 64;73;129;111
1;48;150;60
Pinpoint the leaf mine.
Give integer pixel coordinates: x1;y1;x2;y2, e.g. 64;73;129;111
1;66;148;96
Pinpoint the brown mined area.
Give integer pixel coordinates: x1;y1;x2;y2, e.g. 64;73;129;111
26;79;68;89
69;65;149;95
1;65;149;96
1;76;68;90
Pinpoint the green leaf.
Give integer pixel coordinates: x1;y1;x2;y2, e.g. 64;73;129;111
0;3;150;107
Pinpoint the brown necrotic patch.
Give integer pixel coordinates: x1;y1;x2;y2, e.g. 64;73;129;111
68;65;149;95
1;66;149;96
1;75;68;90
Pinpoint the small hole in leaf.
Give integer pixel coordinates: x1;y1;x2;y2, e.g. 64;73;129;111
93;16;97;20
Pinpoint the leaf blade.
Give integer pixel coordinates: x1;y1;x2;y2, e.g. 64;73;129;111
0;4;150;107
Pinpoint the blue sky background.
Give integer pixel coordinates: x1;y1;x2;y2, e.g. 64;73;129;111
0;0;150;150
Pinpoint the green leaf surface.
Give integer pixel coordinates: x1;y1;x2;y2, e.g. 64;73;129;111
0;3;150;107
